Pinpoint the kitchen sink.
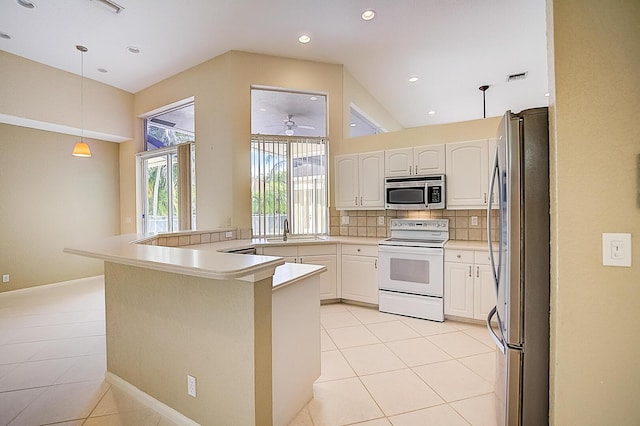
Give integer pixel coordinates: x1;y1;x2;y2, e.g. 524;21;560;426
266;236;328;243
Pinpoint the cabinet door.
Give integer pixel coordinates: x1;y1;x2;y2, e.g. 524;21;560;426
358;151;385;208
474;264;497;321
414;145;445;175
300;254;337;300
445;140;489;209
341;255;378;304
385;148;412;177
444;261;474;318
335;154;359;209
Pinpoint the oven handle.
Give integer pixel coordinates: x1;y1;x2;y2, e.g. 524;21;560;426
377;244;444;256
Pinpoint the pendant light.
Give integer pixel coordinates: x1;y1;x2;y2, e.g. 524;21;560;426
72;45;92;158
479;85;489;119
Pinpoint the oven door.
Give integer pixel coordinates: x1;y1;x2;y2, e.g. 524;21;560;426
378;244;444;297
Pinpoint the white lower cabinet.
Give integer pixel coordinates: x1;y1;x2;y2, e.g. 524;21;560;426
258;244;339;300
341;244;379;304
444;248;497;321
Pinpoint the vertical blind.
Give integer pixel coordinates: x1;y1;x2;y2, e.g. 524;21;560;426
251;135;328;238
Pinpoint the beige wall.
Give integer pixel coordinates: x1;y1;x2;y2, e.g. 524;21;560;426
0;125;121;292
129;51;344;231
548;0;640;423
0;51;130;290
339;116;501;155
0;51;133;141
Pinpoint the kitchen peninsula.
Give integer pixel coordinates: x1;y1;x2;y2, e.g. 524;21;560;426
64;234;326;426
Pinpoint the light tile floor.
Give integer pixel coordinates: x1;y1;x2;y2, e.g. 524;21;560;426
289;303;499;426
0;277;499;426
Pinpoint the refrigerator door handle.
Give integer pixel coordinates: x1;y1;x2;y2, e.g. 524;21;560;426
487;146;501;290
487;306;506;354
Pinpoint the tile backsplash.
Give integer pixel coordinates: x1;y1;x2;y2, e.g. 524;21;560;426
329;208;498;241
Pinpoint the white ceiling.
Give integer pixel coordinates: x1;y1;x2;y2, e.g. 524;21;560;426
0;0;549;129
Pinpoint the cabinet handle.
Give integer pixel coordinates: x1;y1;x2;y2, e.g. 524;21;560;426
357;248;361;252
476;266;479;278
483;193;487;203
375;259;378;269
355;196;358;205
299;257;303;263
409;165;412;175
468;266;472;277
360;196;363;205
414;164;418;175
456;254;461;259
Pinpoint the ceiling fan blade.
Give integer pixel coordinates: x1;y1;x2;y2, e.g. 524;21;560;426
297;125;315;130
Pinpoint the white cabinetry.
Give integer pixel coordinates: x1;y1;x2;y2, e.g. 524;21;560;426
446;140;495;209
385;145;445;177
259;244;339;300
335;151;385;210
341;244;378;304
444;248;497;321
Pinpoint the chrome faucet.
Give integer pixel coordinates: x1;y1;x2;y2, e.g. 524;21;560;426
283;218;290;241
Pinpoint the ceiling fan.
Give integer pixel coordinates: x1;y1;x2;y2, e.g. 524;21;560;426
282;114;315;136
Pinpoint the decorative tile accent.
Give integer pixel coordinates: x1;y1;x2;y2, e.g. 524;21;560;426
331;207;495;241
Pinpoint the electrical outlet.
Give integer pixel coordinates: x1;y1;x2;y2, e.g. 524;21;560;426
378;216;386;226
225;231;233;239
471;216;479;226
187;374;197;397
2;274;9;283
341;216;350;225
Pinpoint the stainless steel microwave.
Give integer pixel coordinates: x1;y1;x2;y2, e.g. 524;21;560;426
384;174;446;210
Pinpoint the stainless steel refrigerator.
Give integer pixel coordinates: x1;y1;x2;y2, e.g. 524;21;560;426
487;107;550;426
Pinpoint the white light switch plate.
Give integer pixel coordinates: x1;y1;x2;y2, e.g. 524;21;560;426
602;233;632;267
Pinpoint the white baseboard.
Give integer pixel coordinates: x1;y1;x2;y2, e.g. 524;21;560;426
0;275;104;297
105;372;200;426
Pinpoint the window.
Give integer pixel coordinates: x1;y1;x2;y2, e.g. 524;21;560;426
349;104;386;137
250;88;328;238
251;135;328;237
145;103;195;150
140;102;195;233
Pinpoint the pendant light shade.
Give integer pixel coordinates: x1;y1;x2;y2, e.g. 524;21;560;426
72;141;92;157
72;45;91;158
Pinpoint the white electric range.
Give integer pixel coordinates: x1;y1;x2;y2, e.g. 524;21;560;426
378;218;449;322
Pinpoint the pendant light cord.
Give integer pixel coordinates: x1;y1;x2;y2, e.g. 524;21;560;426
77;45;88;142
479;85;489;119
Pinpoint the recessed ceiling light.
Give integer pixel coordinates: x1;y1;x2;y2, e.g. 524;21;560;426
309;96;318;101
350;123;357;127
298;35;311;44
427;110;436;116
127;46;140;54
0;32;11;40
408;77;419;83
361;10;376;21
17;0;35;9
98;68;108;73
544;92;550;97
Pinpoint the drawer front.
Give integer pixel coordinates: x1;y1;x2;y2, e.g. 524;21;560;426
474;250;497;265
298;244;337;256
445;249;474;263
260;246;298;257
341;244;378;257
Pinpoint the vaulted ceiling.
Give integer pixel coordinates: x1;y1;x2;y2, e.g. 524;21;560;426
0;0;548;129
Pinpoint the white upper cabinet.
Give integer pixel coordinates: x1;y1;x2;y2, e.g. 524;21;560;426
335;151;384;210
445;140;490;209
385;145;445;177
